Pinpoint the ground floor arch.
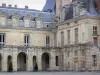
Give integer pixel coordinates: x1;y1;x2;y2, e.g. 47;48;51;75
33;56;37;70
42;52;50;70
74;61;78;71
0;54;2;71
17;52;27;71
7;55;12;71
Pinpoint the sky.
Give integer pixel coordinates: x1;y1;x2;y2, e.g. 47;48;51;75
0;0;46;10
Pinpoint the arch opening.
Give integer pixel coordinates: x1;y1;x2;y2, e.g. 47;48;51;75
33;56;36;70
7;55;12;71
42;52;50;70
17;52;27;71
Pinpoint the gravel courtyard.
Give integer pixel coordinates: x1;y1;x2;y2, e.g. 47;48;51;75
0;72;99;75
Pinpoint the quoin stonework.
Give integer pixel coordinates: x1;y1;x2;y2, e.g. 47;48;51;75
0;0;100;72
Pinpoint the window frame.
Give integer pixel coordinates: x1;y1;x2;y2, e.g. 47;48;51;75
24;34;30;46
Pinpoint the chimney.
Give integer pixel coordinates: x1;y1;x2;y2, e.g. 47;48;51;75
25;5;28;9
14;5;17;8
96;0;100;14
2;3;6;7
8;4;12;8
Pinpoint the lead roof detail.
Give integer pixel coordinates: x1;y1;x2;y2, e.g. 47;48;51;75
0;6;54;23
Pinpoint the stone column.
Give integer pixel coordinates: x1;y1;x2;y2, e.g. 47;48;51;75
37;49;42;71
78;50;82;71
63;50;67;70
27;56;33;71
12;57;17;71
37;55;42;71
12;49;17;71
2;55;7;71
50;54;56;70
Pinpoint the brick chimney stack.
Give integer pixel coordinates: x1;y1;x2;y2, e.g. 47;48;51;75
2;3;6;7
96;0;100;14
25;5;28;9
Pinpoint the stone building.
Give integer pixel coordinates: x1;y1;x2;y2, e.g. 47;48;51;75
0;0;100;72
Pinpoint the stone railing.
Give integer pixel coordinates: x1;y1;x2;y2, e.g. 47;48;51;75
0;45;61;51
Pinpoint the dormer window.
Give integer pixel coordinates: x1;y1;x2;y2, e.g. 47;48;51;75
19;16;24;20
32;18;36;21
12;13;19;26
0;17;6;26
47;25;49;27
8;15;12;19
24;19;30;27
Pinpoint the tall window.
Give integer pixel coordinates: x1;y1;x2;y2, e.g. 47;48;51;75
24;34;30;46
93;37;98;46
61;32;64;46
93;26;97;35
82;50;85;56
0;33;5;45
92;55;97;67
75;28;78;44
67;51;70;57
74;51;78;56
56;56;59;66
46;36;50;47
67;30;70;45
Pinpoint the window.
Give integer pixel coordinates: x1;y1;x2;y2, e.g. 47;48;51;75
24;34;30;46
93;37;98;46
82;50;85;56
56;56;59;66
68;62;70;70
82;61;85;69
93;26;97;35
0;33;5;45
74;51;78;56
13;18;18;26
46;36;50;47
68;51;70;57
75;28;78;44
67;30;70;45
47;25;49;27
61;32;64;46
92;55;97;67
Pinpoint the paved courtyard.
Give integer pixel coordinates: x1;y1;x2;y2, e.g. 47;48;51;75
0;72;99;75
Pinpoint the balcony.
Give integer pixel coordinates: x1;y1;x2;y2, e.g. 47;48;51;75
92;32;99;36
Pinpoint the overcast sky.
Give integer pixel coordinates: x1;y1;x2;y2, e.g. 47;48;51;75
0;0;46;10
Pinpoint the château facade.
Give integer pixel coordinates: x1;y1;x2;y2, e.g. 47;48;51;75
0;0;100;72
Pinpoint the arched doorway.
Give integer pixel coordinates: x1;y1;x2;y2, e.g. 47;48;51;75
7;55;12;71
33;56;36;70
17;52;27;71
74;61;78;71
42;52;50;70
0;54;2;71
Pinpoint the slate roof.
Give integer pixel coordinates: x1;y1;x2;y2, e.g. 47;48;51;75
0;6;54;23
64;0;99;20
43;0;56;13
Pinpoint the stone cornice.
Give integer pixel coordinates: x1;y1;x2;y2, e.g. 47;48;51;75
57;15;100;26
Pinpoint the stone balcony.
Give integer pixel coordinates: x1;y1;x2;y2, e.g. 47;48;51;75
0;45;61;52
